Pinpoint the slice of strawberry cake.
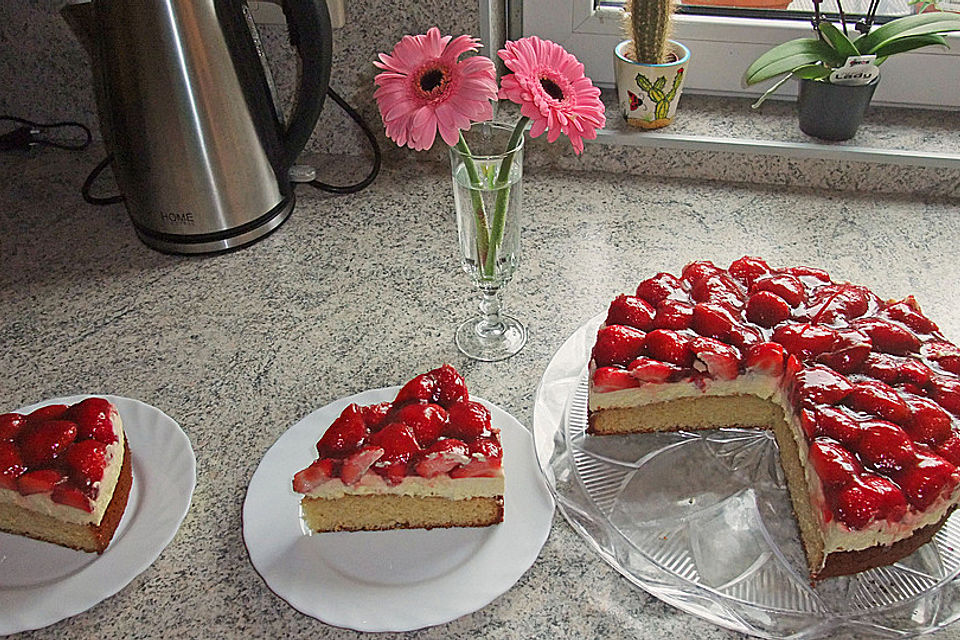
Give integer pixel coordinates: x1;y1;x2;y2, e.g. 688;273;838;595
588;257;960;580
293;365;504;532
0;398;132;553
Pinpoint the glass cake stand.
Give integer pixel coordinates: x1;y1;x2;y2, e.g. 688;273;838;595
532;314;960;639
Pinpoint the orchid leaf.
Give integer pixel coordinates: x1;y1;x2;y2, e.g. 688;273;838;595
744;38;846;85
854;12;960;54
819;21;860;59
792;64;834;79
744;39;843;85
869;33;948;57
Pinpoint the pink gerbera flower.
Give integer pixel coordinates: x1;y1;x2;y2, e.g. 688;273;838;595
498;36;605;155
374;27;498;151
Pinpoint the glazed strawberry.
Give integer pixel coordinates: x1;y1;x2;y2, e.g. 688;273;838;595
745;291;791;328
446;400;492;440
896;452;958;510
362;402;392;430
450;437;502;478
931;377;960;416
26;404;68;422
859;353;901;385
903;396;953;445
808;439;862;487
923;342;960;376
845;380;911;424
592;324;646;367
0;441;25;490
937;436;960;466
809;285;873;323
394;402;447;446
835;478;886;529
293;458;337;492
680;260;721;287
17;420;78;466
316;405;368;458
593;366;640;391
772;323;838;360
369;422;422;466
814;405;863;446
644;329;694;367
850;317;920;355
727;256;771;288
727;324;763;350
800;407;818;439
415;439;470;478
0;413;24;441
791;364;854;405
743;342;786;375
858;420;916;473
691;302;739;343
606;294;656;330
628;357;680;383
690;337;740;380
17;469;64;495
782;265;832;285
752;273;804;307
652;299;694;330
430;364;468;407
341;446;384;485
394;373;437;405
898;360;933;387
691;273;745;310
51;485;93;512
816;329;872;374
67;397;119;444
882;297;938;334
635;272;684;305
63;439;108;488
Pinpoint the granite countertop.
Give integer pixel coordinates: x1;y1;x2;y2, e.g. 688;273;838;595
2;146;960;639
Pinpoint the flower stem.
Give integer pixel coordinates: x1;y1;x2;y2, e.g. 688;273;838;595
484;116;528;278
456;133;491;270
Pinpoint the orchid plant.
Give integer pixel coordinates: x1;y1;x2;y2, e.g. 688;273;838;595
373;28;605;277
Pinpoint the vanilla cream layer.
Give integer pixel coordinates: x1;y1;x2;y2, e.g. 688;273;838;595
303;471;504;500
588;370;781;411
0;412;125;526
591;373;960;562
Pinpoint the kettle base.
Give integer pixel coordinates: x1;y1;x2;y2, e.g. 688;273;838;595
131;196;294;255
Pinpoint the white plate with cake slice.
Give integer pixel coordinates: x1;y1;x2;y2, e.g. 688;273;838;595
243;386;555;632
0;395;196;636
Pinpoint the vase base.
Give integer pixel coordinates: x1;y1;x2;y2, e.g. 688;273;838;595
456;314;527;362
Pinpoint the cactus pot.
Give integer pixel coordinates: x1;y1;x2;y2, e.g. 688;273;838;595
614;40;690;129
796;76;879;141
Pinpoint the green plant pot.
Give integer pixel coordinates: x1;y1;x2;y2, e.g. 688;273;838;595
797;76;880;141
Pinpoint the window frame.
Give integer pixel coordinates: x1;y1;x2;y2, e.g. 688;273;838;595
523;0;960;109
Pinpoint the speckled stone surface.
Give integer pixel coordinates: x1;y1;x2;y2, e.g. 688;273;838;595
3;146;960;639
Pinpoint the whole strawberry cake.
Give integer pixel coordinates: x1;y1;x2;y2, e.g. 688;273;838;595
588;257;960;580
293;365;504;532
0;398;132;553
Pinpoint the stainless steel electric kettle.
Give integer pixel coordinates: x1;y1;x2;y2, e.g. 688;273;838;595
63;0;332;254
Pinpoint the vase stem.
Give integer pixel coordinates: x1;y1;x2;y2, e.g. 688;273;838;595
477;287;505;337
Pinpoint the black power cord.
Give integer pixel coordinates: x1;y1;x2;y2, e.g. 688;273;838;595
0;115;92;151
303;87;381;194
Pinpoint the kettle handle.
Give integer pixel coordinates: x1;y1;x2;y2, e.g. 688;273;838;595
274;0;333;168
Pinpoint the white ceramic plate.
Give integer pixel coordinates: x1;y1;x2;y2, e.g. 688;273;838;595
243;386;555;632
0;395;196;635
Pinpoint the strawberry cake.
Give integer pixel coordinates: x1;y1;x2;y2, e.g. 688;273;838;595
588;257;960;581
293;365;504;532
0;398;131;553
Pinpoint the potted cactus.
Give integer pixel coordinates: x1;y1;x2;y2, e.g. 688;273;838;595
614;0;690;128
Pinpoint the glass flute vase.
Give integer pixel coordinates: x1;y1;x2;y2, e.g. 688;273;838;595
450;123;526;362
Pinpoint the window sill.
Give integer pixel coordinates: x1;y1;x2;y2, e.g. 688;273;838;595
597;90;960;170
